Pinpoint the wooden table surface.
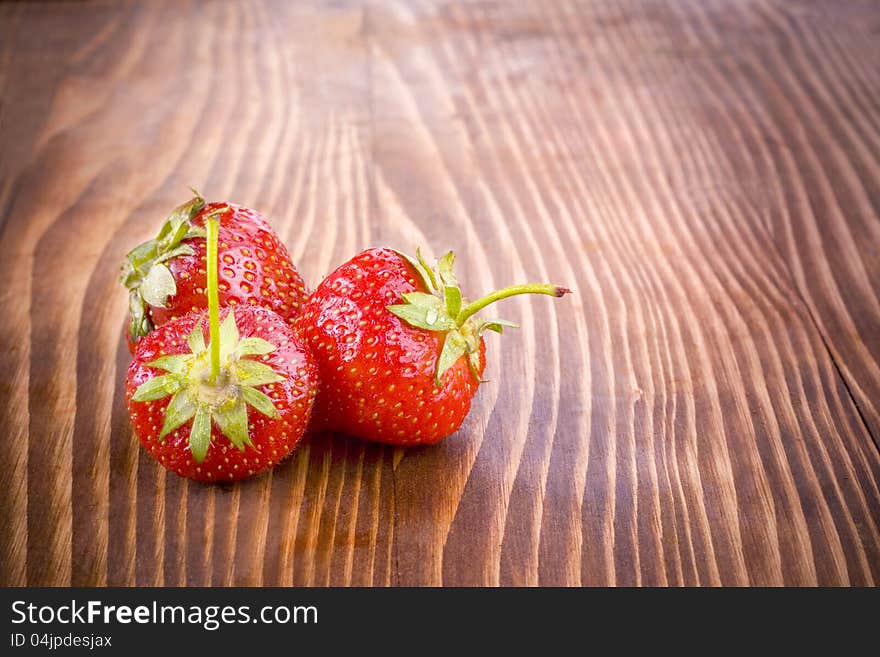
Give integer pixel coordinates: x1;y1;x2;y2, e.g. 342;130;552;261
1;0;879;587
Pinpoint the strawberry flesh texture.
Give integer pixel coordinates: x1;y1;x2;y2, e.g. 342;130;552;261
126;306;318;481
296;248;485;445
148;203;308;333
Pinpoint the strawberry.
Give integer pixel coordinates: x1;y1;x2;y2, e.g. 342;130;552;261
125;214;317;481
121;194;308;353
296;248;570;445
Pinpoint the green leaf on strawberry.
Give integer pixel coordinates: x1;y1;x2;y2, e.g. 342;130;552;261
388;249;570;384
121;194;206;341
131;309;282;463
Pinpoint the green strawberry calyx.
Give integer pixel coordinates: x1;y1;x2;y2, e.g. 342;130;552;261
130;311;282;462
121;193;207;342
388;248;571;385
131;210;282;464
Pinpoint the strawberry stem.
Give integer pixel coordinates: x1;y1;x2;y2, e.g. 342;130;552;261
455;284;571;326
206;214;221;382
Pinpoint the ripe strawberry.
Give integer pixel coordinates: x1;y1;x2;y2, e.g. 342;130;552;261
296;248;570;445
121;194;308;353
125;215;317;481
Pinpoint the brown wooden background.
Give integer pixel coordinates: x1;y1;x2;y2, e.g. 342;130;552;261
1;0;879;586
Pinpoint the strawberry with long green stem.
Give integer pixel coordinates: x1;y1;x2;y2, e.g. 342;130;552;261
125;208;318;481
296;247;570;445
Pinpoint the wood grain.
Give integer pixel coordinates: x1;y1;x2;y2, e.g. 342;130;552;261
1;0;878;586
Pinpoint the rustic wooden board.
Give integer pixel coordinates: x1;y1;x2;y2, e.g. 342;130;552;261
1;0;878;586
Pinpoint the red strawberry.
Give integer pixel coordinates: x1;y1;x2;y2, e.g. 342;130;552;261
125;215;317;481
296;248;570;445
121;194;308;353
